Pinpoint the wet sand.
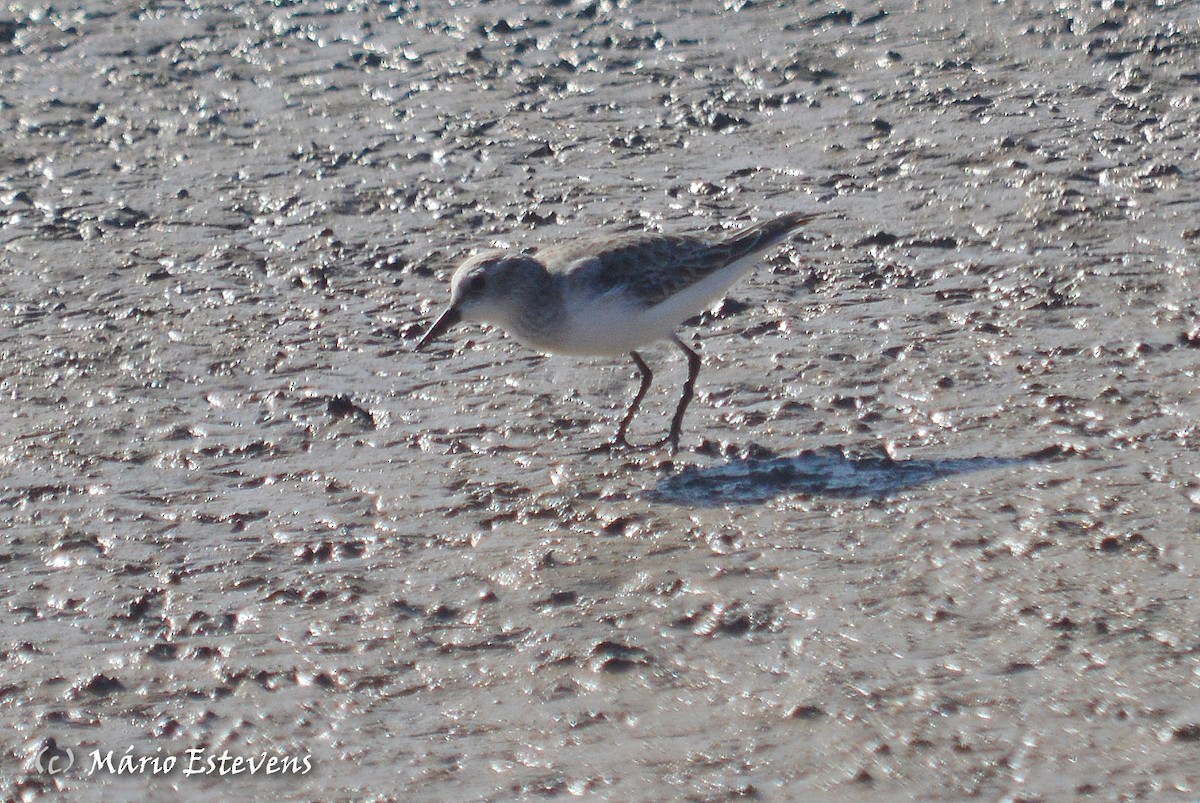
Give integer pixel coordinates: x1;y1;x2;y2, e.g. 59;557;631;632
3;0;1200;800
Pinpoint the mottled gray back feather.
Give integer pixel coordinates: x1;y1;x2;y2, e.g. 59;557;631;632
544;211;817;308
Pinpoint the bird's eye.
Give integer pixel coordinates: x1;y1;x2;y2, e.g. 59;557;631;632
466;274;486;295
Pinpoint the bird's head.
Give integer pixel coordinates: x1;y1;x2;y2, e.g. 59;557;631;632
415;250;545;351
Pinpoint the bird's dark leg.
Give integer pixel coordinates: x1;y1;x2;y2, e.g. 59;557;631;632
664;335;701;454
614;351;653;448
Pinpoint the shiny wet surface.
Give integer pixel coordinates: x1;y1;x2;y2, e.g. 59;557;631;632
2;1;1199;800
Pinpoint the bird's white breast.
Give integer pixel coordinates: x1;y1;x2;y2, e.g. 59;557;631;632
542;253;759;355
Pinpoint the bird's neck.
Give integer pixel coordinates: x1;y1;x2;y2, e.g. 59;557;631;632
503;270;565;352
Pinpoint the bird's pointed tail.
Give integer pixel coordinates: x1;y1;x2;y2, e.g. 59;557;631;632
719;210;819;266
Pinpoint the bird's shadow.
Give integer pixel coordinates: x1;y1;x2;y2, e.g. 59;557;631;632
647;444;1072;506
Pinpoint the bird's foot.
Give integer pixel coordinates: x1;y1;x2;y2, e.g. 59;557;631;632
597;432;681;456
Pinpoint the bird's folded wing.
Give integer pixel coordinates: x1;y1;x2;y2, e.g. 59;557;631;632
554;235;722;309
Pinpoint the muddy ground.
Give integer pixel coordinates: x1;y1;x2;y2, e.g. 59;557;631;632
2;0;1200;800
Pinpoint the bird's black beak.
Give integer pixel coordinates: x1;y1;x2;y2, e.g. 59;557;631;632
415;306;462;352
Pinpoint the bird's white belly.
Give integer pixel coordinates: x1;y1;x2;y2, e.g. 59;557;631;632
544;295;674;355
521;251;764;356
